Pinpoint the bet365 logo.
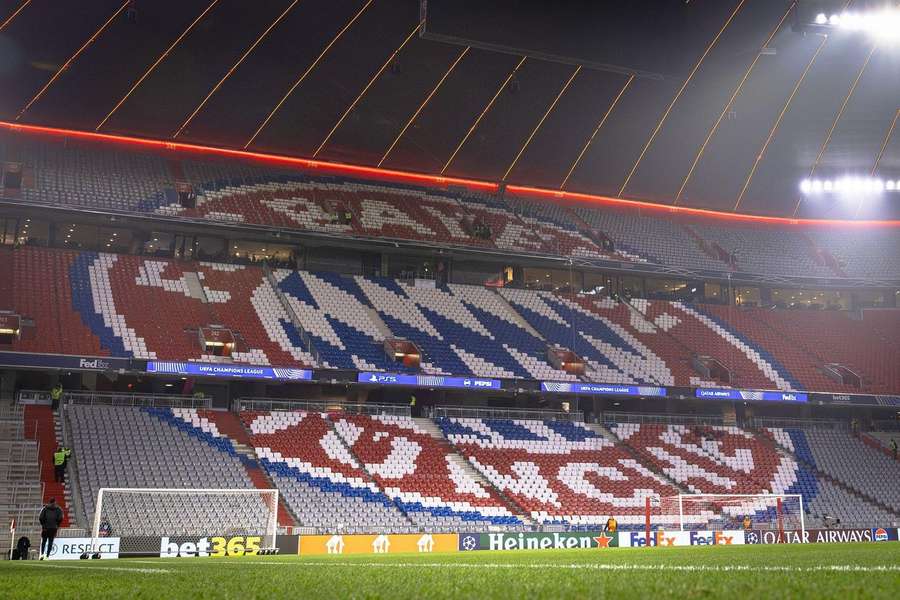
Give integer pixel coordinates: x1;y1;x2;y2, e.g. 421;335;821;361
160;536;262;557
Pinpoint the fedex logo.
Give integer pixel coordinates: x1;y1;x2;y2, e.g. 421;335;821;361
79;358;111;370
690;531;734;545
629;531;676;547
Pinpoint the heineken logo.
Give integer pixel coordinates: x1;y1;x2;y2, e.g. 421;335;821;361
459;532;617;551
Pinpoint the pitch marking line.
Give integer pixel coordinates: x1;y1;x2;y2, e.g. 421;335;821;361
20;563;171;574
247;561;900;573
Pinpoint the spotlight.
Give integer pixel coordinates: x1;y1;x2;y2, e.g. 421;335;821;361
800;179;811;193
887;180;896;191
811;180;823;193
829;14;840;25
823;180;833;192
815;12;827;24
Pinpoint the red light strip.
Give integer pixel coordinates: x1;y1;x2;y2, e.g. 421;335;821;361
560;75;633;190
1;120;897;227
17;1;130;120
734;35;828;212
505;184;900;227
0;0;30;32
618;0;746;198
794;43;877;217
313;22;419;158
442;56;527;175
245;0;374;149
675;3;795;205
96;0;221;131
173;0;302;139
502;65;580;182
378;46;469;167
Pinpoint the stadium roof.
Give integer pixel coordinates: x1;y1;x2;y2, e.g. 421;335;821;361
0;0;898;220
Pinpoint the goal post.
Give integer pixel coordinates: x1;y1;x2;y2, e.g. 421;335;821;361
644;493;805;540
91;488;279;557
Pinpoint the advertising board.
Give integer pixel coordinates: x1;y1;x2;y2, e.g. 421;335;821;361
744;528;899;544
47;537;120;560
299;533;458;555
619;530;745;547
458;531;618;551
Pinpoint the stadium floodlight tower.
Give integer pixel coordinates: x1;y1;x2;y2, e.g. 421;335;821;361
89;488;279;558
644;493;805;541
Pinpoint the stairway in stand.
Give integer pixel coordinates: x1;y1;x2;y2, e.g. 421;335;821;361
23;405;70;527
412;417;534;526
200;410;297;529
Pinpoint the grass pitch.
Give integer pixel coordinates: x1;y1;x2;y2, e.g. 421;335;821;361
1;542;897;599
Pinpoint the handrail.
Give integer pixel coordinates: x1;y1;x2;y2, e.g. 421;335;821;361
263;265;321;365
61;391;211;409
433;405;584;422
237;398;410;416
748;417;848;430
600;411;725;426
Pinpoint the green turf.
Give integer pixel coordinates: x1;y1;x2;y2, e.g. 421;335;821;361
1;542;897;599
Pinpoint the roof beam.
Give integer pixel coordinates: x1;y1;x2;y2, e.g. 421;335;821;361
173;0;302;139
96;0;222;131
244;0;373;149
313;22;419;158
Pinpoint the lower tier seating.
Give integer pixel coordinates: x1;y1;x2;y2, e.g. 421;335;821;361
439;417;677;527
66;405;268;536
332;414;522;529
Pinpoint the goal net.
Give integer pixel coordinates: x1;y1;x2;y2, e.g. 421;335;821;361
90;488;279;557
646;494;805;536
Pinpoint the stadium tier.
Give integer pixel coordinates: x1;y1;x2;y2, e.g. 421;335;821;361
53;404;900;534
437;417;677;527
2;245;899;392
4;133;900;279
66;405;270;536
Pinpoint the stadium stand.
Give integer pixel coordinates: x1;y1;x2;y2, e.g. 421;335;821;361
5;132;899;278
438;417;677;527
765;427;898;528
332;414;523;530
66;405;269;536
240;410;412;533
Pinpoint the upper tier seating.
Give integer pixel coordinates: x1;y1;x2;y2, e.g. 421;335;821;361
635;300;802;390
332;414;521;529
66;405;268;535
766;427;898;527
7;131;897;278
439;417;677;527
7;247;314;366
353;276;577;380
240;410;410;533
499;289;677;385
5;247;107;356
720;307;900;395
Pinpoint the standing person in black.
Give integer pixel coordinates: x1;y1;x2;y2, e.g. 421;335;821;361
39;498;64;560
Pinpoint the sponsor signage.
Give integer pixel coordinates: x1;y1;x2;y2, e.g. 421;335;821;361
357;372;501;390
299;533;458;555
541;382;667;397
159;535;263;557
744;528;898;545
695;388;808;403
619;530;744;548
0;351;130;371
146;361;312;381
48;537;120;560
458;531;618;552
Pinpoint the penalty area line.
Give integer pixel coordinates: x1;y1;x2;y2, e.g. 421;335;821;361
19;563;171;574
257;561;900;574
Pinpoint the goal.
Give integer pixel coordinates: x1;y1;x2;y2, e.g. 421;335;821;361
90;488;279;557
644;493;805;537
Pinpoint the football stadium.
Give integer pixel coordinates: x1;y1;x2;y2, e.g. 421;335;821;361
0;0;898;597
